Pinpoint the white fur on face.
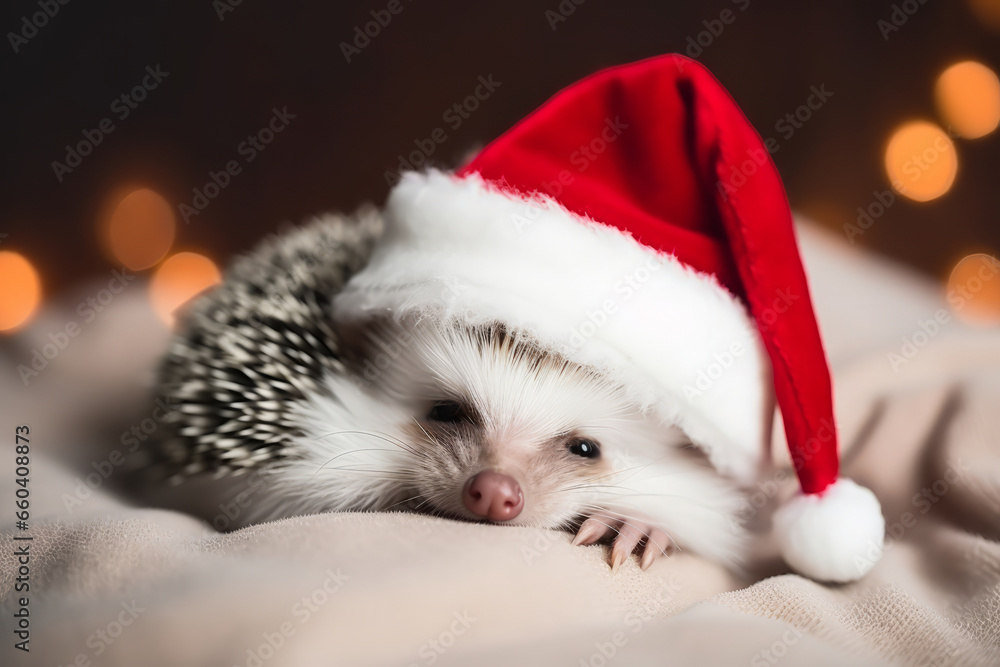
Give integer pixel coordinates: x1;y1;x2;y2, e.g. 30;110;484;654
268;319;747;567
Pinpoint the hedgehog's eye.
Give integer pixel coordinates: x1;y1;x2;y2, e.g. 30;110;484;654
568;438;600;459
428;400;466;423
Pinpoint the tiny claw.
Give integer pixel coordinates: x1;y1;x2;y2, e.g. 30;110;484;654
610;522;645;573
639;529;675;571
639;544;658;571
611;547;628;573
573;516;614;546
574;511;674;574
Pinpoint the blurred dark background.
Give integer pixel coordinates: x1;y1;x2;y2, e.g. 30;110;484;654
2;0;999;313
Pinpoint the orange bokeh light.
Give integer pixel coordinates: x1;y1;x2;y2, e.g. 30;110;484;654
149;252;222;325
947;253;1000;325
884;121;958;203
0;251;42;333
935;61;1000;139
969;0;1000;32
106;188;176;271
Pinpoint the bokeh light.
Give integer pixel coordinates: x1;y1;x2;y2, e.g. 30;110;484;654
106;188;177;271
0;251;42;333
969;0;1000;33
149;252;222;325
884;121;958;202
935;61;1000;139
947;252;1000;325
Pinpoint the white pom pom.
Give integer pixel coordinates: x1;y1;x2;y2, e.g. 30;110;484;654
773;478;885;583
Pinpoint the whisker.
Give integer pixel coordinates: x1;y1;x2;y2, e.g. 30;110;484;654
409;417;435;443
315;464;412;479
411;497;434;513
580;453;681;483
538;458;721;499
313;447;407;477
535;459;697;499
314;429;422;458
382;493;424;512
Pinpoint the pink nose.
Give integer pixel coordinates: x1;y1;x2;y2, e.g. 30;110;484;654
462;471;524;522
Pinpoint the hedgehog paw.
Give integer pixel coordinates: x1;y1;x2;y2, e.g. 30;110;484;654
572;512;675;572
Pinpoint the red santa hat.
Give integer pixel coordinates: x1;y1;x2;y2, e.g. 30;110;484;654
336;54;884;582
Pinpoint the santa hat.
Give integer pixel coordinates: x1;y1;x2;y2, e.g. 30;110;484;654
336;54;884;582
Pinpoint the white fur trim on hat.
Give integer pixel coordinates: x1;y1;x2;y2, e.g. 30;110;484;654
334;170;773;483
773;478;885;583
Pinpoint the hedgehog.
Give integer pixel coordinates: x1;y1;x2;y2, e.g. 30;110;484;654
151;205;747;573
148;51;890;586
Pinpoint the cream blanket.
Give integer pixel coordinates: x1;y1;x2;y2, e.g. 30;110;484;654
2;224;999;666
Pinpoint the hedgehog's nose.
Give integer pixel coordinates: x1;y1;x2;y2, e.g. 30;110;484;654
462;470;523;522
